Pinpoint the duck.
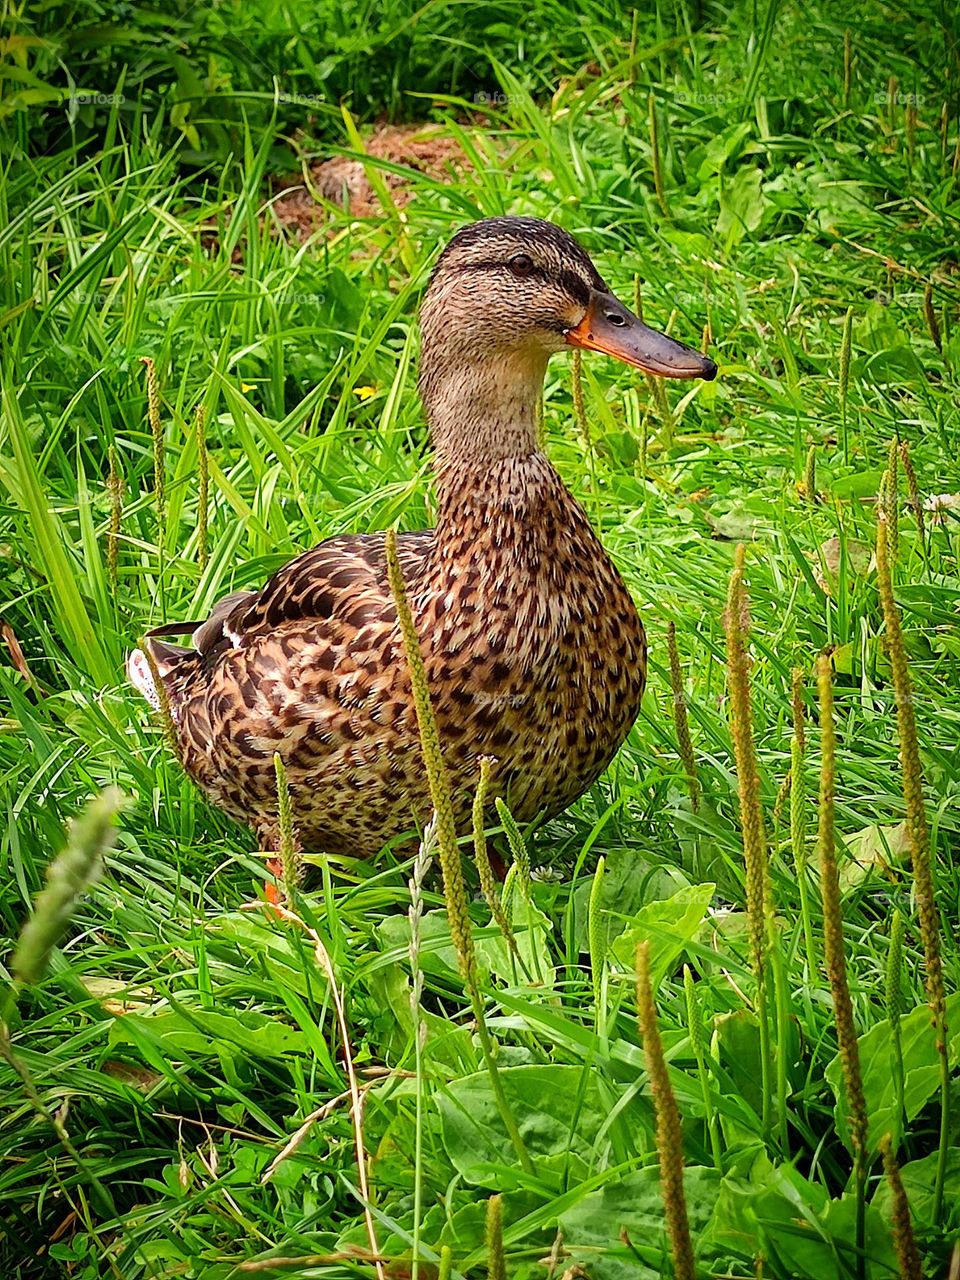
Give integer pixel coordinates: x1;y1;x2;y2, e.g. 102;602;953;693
128;217;716;860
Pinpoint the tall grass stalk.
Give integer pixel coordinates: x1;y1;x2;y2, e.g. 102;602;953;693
939;102;949;162
886;75;898;129
4;789;125;1219
632;277;671;452
885;909;906;1153
883;441;900;565
648;91;669;217
272;752;301;905
589;856;607;1041
803;444;817;503
12;789;121;987
494;798;531;894
876;489;950;1222
495;798;543;985
139;636;181;763
898;441;926;556
880;1135;922;1280
684;964;722;1168
141;356;165;543
667;622;700;811
385;528;533;1175
571;348;597;503
843;29;852;106
790;668;818;977
816;655;869;1278
408;820;435;1280
724;545;774;1140
472;758;523;975
571;349;590;451
649;374;674;446
839;307;853;461
195;401;209;570
261;902;386;1280
636;940;695;1280
106;444;124;594
486;1194;506;1280
923;282;942;354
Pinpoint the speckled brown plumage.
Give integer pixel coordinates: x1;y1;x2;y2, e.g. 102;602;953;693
129;216;716;857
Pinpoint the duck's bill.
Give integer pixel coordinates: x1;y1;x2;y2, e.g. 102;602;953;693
565;289;717;380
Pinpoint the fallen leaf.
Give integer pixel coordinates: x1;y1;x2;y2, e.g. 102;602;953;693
809;537;873;597
100;1060;165;1091
839;821;909;892
79;976;154;1013
705;507;763;540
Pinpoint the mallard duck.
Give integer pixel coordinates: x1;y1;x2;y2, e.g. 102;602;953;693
129;217;716;858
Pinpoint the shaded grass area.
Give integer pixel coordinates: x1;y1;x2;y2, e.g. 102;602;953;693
1;1;959;1276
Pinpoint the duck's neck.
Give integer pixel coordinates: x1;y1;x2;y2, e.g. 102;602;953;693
420;346;549;515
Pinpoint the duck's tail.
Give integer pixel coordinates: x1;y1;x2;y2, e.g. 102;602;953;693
126;638;196;714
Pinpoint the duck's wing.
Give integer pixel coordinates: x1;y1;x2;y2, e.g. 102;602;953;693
147;531;433;658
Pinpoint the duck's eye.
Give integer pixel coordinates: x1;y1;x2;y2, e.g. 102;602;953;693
508;253;535;278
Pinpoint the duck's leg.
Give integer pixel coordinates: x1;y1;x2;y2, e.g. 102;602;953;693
253;818;283;910
264;858;283;906
488;845;509;882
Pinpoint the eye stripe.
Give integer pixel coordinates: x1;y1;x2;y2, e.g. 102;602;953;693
449;258;546;277
558;270;591;307
449;259;594;306
433;217;610;295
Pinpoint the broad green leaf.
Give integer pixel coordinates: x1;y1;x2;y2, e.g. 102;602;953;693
107;1003;307;1060
717;166;766;248
693;121;755;181
559;1166;721;1280
378;901;553;991
610;883;715;984
825;994;960;1154
566;846;690;953
872;1147;960;1231
437;1065;641;1190
216;911;322;998
705;1154;896;1279
712;1010;764;1116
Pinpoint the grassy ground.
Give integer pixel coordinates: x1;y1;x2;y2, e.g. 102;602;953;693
1;1;959;1276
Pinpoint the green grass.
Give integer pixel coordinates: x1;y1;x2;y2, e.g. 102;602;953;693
1;1;959;1276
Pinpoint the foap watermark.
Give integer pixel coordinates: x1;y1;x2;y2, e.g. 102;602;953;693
675;89;732;108
273;289;326;307
474;692;528;711
277;92;326;108
473;90;513;107
76;291;112;306
70;92;125;107
867;289;923;308
873;89;925;107
669;289;713;308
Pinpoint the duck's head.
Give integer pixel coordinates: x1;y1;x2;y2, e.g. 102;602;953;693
422;216;716;376
420;216;716;465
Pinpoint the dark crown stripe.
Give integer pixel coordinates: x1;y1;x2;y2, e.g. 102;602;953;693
436;215;608;292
